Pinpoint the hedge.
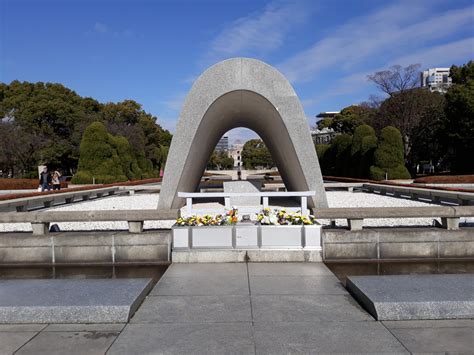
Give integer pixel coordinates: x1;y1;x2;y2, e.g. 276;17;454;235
0;178;68;190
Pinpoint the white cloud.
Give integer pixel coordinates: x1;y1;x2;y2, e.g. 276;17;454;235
87;21;134;39
94;22;108;33
301;36;474;112
278;2;474;83
161;91;187;112
205;0;313;63
392;37;474;68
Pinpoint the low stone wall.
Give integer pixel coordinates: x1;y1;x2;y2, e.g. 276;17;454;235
322;227;474;261
0;230;171;265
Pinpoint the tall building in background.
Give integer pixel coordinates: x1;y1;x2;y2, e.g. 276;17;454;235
229;140;244;168
215;135;229;152
421;68;452;93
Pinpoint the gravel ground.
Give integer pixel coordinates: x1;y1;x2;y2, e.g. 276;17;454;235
1;191;472;232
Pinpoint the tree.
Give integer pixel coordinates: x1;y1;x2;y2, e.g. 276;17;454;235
375;88;446;168
367;64;421;96
370;126;410;180
442;61;474;173
72;121;130;184
0;81;101;175
207;150;234;170
321;134;352;176
241;139;274;169
350;125;377;178
318;105;376;134
0;81;172;177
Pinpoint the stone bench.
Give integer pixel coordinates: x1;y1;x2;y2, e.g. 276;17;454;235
312;206;474;231
0;187;120;212
363;183;474;205
0;209;180;235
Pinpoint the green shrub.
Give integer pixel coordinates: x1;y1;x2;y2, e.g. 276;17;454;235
315;144;330;160
71;171;93;184
351;125;377;178
315;144;330;174
370;126;411;180
322;135;352;176
109;134;142;179
73;121;149;184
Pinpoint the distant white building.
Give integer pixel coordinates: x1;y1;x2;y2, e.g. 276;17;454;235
229;141;244;168
311;127;337;145
316;111;340;121
421;68;452;93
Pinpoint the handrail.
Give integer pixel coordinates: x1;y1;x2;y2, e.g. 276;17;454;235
178;191;315;197
178;190;315;215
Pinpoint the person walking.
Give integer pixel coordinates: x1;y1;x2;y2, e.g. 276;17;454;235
39;167;52;192
52;170;61;190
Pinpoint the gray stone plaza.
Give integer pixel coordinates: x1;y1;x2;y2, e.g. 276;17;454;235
1;263;473;354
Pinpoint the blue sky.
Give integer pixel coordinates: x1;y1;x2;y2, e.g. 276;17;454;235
1;0;473;143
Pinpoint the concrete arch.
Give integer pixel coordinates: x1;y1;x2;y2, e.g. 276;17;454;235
158;58;328;210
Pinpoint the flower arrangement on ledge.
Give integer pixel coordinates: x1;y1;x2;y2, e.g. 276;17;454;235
175;208;239;226
256;208;316;225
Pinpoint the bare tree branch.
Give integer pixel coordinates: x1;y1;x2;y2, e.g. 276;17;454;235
367;64;421;96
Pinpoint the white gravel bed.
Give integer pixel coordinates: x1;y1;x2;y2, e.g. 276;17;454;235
0;192;471;232
325;191;439;227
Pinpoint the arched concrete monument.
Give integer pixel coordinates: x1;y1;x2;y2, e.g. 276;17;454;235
158;58;328;210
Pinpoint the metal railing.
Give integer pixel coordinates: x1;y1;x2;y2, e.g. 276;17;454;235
177;191;315;215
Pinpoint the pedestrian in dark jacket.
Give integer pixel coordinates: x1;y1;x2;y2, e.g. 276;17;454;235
39;167;52;192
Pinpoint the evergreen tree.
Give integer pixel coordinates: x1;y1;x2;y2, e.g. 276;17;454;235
370;126;410;180
72;122;127;184
350;125;377;178
322;134;352;176
442;61;474;173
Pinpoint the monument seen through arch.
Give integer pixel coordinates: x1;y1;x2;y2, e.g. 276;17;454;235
158;57;328;210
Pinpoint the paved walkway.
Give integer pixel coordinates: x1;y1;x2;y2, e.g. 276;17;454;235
2;263;473;354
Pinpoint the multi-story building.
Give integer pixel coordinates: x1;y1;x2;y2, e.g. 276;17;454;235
316;111;340;121
311;127;337;145
215;135;229;152
229;141;244;168
421;68;452;93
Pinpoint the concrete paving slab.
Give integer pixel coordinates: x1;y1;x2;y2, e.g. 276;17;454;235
253;321;408;354
252;294;373;322
383;319;474;329
347;274;474;320
388;326;474;354
0;324;46;332
248;262;333;276
150;275;249;296
164;262;247;277
15;330;120;355
0;332;38;355
131;295;252;323
249;275;346;295
0;279;153;323
108;323;255;355
44;323;126;332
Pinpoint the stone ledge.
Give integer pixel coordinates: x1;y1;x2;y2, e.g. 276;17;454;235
0;278;153;323
346;275;474;320
172;249;322;263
